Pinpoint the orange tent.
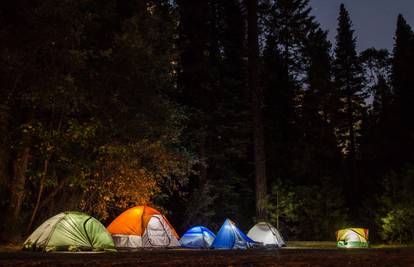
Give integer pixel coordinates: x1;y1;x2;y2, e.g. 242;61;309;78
107;206;179;248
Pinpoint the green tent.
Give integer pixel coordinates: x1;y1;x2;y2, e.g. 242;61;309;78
23;211;116;252
336;228;369;248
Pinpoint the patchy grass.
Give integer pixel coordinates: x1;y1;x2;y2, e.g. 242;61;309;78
370;243;414;249
286;241;337;248
0;243;21;252
287;241;414;249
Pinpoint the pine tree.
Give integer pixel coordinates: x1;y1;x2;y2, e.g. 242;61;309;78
262;0;322;185
177;0;254;228
265;0;318;76
176;0;215;227
304;29;336;125
333;4;366;207
391;14;414;165
299;29;342;183
211;0;254;226
359;48;394;176
360;48;391;88
262;35;297;184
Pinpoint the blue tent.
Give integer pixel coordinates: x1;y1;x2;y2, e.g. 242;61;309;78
180;226;216;248
211;219;255;249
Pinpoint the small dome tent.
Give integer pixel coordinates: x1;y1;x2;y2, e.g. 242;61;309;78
336;228;369;248
247;222;285;247
23;212;116;252
211;219;255;249
180;226;215;248
107;206;180;248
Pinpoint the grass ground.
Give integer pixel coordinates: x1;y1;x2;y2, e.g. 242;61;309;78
1;243;414;266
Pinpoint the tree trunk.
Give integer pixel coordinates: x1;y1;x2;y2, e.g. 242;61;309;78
247;0;267;221
10;146;30;220
198;131;208;183
39;175;69;210
0;134;11;210
0;128;11;239
5;144;31;240
26;158;48;233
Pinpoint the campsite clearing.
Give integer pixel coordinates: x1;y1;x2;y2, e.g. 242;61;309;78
1;246;414;266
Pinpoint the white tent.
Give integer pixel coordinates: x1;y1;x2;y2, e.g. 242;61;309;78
247;222;285;247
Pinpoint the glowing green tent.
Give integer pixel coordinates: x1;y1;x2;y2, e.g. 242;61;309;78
23;212;116;252
336;228;369;248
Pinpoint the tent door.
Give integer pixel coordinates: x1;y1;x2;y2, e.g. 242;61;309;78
146;216;171;247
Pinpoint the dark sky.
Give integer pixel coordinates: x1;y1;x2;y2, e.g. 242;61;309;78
310;0;414;51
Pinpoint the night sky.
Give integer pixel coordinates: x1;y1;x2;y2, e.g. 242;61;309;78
310;0;414;51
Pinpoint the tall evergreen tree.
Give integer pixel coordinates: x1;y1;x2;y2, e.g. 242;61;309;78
333;4;366;207
262;35;296;184
176;0;254;229
265;0;318;76
360;48;391;88
299;29;342;183
391;14;414;166
262;0;320;185
211;0;253;227
359;48;395;178
175;0;215;227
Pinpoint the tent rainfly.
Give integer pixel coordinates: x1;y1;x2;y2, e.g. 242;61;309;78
336;228;369;248
247;222;285;247
211;219;255;249
23;211;116;252
107;206;180;248
180;226;215;248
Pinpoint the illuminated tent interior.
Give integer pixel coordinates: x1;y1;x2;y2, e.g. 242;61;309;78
180;226;216;248
336;228;369;248
107;205;180;248
23;212;116;252
211;219;256;249
247;222;285;247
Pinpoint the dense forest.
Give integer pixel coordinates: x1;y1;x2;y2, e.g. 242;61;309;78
1;0;414;244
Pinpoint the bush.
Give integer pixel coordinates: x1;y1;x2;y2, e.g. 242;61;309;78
268;178;349;241
377;165;414;243
380;208;414;243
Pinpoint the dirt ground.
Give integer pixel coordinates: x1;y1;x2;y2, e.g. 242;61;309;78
1;247;414;267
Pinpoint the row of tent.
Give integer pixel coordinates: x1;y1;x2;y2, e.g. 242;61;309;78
181;220;285;249
22;205;368;252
